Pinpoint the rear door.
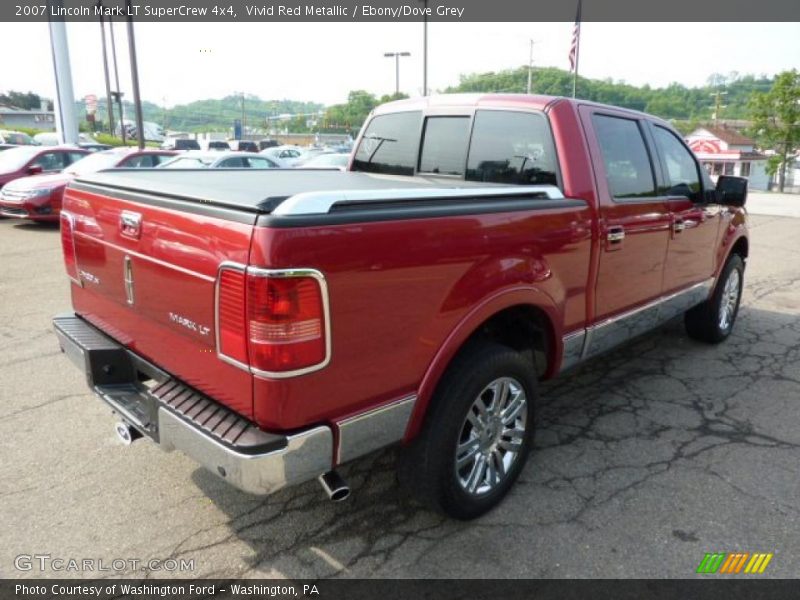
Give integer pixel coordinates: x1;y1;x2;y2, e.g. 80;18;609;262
580;108;672;330
647;123;722;292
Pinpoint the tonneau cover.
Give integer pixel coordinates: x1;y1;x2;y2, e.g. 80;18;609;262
72;168;498;214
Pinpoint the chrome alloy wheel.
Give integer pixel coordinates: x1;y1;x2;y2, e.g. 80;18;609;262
718;268;741;331
455;376;528;496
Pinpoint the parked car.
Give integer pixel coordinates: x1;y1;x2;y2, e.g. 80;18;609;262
0;147;174;221
0;145;89;190
205;140;231;152
298;152;350;170
158;151;280;169
0;130;37;146
161;138;201;151
33;132;100;146
258;139;279;150
77;143;113;153
260;145;306;166
229;140;259;153
54;94;749;519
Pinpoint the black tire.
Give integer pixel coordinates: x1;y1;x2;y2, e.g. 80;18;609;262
685;254;744;343
397;341;537;520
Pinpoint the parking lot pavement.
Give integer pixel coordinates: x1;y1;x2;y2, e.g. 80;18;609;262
1;213;799;580
747;192;800;218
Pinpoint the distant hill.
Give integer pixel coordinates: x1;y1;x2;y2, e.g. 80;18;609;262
75;94;324;132
446;67;775;123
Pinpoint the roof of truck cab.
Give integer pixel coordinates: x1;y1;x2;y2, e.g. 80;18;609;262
71;168;503;214
371;94;563;115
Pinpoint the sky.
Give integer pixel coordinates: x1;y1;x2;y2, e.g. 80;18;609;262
0;22;798;107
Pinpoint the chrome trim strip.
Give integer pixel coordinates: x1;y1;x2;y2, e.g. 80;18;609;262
582;278;713;361
335;394;417;464
158;409;333;496
559;330;587;372
123;255;135;306
61;212;83;288
214;262;333;379
272;185;565;216
558;278;715;371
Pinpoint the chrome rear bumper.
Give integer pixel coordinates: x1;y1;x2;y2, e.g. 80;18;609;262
53;313;333;495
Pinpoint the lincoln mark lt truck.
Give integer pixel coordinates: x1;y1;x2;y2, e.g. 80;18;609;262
54;95;749;519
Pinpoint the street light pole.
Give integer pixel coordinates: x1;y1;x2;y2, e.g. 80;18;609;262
419;0;428;95
384;52;411;96
98;2;115;135
125;0;145;150
108;17;125;143
526;39;534;95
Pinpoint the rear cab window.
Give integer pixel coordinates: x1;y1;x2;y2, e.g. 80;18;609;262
352;108;560;188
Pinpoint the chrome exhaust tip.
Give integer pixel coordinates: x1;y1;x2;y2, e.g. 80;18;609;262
114;421;142;446
318;471;350;502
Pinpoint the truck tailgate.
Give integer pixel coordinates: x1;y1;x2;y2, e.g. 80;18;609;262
62;183;256;418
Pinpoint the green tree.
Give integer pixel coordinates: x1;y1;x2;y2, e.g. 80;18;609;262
749;70;800;192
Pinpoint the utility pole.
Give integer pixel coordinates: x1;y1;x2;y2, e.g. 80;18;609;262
108;17;125;143
126;0;145;150
419;0;428;95
98;1;115;135
241;92;246;138
526;39;535;95
710;90;728;125
384;52;411;96
47;0;79;145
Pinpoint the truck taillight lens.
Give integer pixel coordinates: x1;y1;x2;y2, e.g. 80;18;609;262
217;268;249;365
246;273;328;374
60;212;80;284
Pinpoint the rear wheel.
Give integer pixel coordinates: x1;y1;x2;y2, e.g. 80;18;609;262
398;342;536;520
685;254;744;343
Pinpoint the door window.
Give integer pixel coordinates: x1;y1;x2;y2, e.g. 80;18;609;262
652;126;702;200
31;152;64;171
466;110;558;186
592;114;656;200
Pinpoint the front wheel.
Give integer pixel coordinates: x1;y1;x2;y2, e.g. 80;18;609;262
685;254;744;343
397;342;536;520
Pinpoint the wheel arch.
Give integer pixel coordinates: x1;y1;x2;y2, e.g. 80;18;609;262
405;288;561;442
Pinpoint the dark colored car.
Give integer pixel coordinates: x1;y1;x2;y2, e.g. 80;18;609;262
207;141;231;151
0;147;175;221
232;140;259;153
0;145;89;190
258;139;279;150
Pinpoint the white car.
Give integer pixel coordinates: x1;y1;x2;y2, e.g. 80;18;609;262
33;132;100;146
298;153;350;171
259;145;306;167
157;151;281;169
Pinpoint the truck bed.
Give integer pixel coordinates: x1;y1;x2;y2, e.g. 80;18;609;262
72;169;503;214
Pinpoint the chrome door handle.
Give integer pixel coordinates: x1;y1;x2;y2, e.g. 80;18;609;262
607;227;625;243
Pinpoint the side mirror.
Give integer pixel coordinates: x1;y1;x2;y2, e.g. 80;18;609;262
27;164;44;175
716;175;748;207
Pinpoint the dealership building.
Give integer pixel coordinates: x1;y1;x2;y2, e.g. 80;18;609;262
685;125;769;190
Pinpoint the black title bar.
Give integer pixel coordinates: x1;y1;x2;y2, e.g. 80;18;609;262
5;0;800;22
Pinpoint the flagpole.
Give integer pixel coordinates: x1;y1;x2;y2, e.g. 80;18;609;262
572;0;581;98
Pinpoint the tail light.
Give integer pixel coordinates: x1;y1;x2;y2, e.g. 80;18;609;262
60;212;81;285
215;265;329;377
216;268;249;366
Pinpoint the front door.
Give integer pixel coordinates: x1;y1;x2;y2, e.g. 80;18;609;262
648;123;722;293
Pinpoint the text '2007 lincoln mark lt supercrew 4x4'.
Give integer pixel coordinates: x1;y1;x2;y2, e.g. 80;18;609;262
54;94;749;519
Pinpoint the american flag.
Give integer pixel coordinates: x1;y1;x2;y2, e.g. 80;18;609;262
568;0;582;72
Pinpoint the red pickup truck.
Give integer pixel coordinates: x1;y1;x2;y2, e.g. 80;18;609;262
54;95;749;519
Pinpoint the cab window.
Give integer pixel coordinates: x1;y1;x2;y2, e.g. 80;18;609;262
466;110;558;186
418;116;471;176
352;111;421;176
652;125;701;200
592;114;656;200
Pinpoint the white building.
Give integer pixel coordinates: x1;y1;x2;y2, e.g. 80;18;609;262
686;126;769;191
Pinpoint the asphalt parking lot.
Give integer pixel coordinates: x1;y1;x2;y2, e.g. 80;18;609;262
1;207;799;579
